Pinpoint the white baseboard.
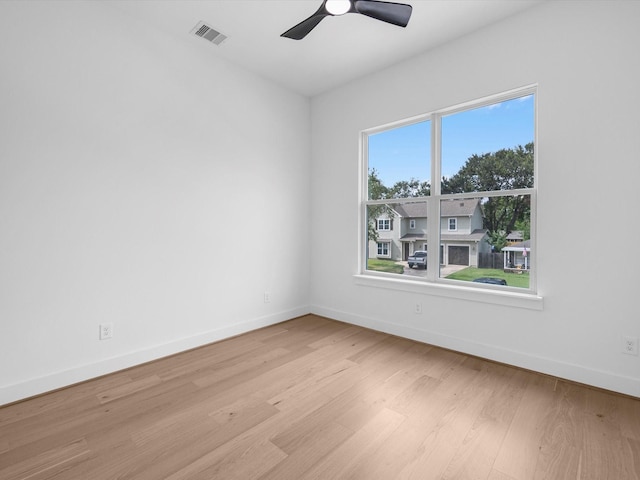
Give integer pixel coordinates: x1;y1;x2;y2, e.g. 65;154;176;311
311;305;640;399
6;305;638;406
1;306;310;406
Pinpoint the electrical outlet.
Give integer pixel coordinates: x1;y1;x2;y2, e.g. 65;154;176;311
622;336;638;356
414;302;422;314
99;323;114;340
264;292;271;303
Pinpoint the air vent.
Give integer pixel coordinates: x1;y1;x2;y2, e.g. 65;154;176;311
191;21;227;46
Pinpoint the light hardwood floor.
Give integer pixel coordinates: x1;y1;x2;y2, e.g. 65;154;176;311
1;314;639;479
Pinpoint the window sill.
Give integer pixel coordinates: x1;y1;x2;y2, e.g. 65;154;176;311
353;273;543;311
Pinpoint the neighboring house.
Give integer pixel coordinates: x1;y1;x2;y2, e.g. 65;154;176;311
502;239;531;270
506;231;524;243
369;198;490;267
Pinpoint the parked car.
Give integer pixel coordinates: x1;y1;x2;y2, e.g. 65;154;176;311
472;277;507;285
407;250;427;269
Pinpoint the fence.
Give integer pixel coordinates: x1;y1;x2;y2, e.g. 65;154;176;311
478;252;503;269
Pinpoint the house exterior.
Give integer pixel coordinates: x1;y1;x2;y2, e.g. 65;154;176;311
502;239;531;270
369;198;490;267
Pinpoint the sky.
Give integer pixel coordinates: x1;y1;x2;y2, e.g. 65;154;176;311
368;94;534;187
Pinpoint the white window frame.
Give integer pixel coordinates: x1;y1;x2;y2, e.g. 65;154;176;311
448;218;457;231
377;219;391;231
409;219;416;229
377;241;391;258
356;85;542;310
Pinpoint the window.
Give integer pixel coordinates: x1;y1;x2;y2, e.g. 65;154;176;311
362;86;536;296
377;242;390;257
377;219;391;231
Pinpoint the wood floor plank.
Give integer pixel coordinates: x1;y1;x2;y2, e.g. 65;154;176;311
192;346;292;388
620;395;640;441
394;368;495;479
440;367;531;480
267;358;359;411
487;470;518;480
96;374;163;404
0;438;90;480
259;421;353;480
1;314;639;480
625;437;640;479
164;437;286;480
577;385;638;480
154;339;268;382
530;381;585;480
298;407;406;480
491;374;559;479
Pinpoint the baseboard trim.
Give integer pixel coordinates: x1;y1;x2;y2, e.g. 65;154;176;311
5;304;638;406
1;306;310;406
311;305;640;399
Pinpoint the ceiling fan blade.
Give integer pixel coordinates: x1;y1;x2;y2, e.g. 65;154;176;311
281;9;330;40
354;0;412;27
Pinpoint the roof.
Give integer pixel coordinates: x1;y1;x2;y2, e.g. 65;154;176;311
440;199;480;217
401;229;487;243
400;233;427;242
506;231;524;241
502;240;532;251
391;198;480;219
393;203;428;218
440;229;488;242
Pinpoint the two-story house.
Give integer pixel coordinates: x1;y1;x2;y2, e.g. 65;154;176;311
369;198;490;268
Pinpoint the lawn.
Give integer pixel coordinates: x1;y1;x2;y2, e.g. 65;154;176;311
365;261;530;288
445;267;530;288
367;259;405;274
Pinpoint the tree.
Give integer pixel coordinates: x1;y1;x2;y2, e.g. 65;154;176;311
443;143;534;193
389;178;430;198
486;230;508;252
514;217;531;240
443;143;534;237
367;169;392;243
368;168;389;200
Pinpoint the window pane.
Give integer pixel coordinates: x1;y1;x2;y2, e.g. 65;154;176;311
439;195;531;289
365;201;429;277
368;120;430;199
441;95;534;194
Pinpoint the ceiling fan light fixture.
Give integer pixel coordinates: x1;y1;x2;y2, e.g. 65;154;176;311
281;0;412;40
325;0;351;16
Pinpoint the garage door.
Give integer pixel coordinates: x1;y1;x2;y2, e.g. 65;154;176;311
448;246;469;265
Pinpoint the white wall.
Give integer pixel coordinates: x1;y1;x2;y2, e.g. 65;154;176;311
310;1;640;397
0;1;311;405
2;1;638;406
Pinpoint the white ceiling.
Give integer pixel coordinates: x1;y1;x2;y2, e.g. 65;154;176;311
109;0;544;97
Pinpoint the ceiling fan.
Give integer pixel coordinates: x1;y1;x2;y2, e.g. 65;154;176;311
281;0;413;40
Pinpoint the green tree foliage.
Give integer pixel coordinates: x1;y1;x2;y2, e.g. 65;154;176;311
486;230;508;252
367;169;389;242
442;143;534;193
389;178;430;198
514;218;531;240
442;143;533;242
368;168;390;200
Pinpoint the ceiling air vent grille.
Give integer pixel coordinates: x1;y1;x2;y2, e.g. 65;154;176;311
191;21;227;46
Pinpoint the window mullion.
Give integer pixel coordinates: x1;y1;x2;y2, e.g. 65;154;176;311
427;114;441;281
431;113;441;197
